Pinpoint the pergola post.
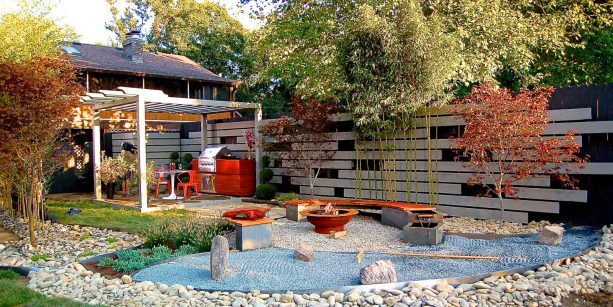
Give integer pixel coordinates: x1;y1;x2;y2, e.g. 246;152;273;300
200;114;208;152
254;104;263;185
92;109;102;200
136;96;148;211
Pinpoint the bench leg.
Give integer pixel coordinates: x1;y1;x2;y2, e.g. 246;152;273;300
381;207;411;229
236;223;272;251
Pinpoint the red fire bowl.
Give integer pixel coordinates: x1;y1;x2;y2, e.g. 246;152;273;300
300;209;359;234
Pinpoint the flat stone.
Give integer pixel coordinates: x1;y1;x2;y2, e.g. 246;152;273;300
360;260;397;285
539;226;564;245
294;243;314;262
210;235;229;281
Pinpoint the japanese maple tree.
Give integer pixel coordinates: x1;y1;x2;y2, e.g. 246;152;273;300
451;83;587;224
259;98;336;196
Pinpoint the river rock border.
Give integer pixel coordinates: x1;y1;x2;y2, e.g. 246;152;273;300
20;225;613;306
2;210;611;306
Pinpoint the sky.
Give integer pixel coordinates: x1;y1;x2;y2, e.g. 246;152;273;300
0;0;259;44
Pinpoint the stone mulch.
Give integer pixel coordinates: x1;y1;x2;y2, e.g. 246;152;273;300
0;211;142;268
0;209;610;307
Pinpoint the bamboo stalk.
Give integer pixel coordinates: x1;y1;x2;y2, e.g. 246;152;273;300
383;251;500;260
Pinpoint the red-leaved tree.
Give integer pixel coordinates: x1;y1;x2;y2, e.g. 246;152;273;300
259;98;336;196
0;56;83;245
451;83;587;224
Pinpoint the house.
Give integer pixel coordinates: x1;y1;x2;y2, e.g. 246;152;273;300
50;31;238;193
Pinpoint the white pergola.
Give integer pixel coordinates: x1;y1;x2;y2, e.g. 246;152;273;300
82;87;262;212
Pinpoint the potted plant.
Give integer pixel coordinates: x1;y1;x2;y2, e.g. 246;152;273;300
243;129;256;159
300;202;358;234
97;155;128;199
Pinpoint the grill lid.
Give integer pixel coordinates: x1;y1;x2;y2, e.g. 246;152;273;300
199;145;231;159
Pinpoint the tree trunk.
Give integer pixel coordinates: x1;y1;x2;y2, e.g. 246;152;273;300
497;193;505;227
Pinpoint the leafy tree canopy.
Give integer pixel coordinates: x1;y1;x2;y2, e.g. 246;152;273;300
339;0;458;134
242;0;611;100
0;0;77;63
106;0;254;79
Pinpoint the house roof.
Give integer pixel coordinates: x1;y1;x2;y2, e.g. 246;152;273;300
66;42;233;85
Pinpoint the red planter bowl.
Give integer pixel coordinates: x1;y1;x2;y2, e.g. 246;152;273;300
299;209;359;234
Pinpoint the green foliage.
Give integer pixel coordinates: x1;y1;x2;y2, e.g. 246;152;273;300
107;0;254;79
97;244;202;273
277;193;298;202
46;199;194;234
143;218;232;252
174;244;199;256
261;155;271;168
96;256;116;269
170;152;180;161
105;237;119;244
30;254;48;261
78;251;97;258
259;168;274;184
255;184;277;200
79;233;93;241
339;1;458;135
183;153;193;164
0;270;20;280
0;0;77;63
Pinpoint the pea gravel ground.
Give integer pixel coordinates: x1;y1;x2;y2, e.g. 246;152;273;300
132;227;600;292
272;215;405;252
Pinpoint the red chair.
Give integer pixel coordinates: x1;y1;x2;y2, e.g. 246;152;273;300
176;170;200;198
154;171;171;198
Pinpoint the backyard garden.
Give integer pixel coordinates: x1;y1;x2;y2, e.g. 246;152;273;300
1;0;612;306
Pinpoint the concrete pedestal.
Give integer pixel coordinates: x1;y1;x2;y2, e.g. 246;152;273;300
381;207;411;229
228;218;273;251
402;224;444;245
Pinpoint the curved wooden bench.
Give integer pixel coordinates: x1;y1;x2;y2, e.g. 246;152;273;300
283;199;438;229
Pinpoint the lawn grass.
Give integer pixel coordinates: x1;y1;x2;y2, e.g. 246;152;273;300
46;199;195;235
0;269;95;307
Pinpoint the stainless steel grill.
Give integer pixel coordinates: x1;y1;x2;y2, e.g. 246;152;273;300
198;145;231;173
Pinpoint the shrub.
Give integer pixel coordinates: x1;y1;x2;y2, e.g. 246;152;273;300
170;152;180;161
143;219;174;248
261;155;271;168
277;193;298;202
172;219;232;252
97;256;116;268
143;218;232;252
259;168;274;184
174;245;198;256
255;184;277;200
97;244;202;273
30;254;48;261
79;233;92;241
183;153;193;163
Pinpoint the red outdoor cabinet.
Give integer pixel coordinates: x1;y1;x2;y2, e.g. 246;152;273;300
215;159;256;196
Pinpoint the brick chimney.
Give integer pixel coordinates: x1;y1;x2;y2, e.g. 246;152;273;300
123;30;144;63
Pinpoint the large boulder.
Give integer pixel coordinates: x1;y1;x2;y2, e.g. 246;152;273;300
210;235;229;280
539;225;564;245
360;260;397;285
294;243;314;262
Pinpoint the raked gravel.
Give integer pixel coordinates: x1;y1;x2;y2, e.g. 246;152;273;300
272;215;405;252
443;217;561;234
